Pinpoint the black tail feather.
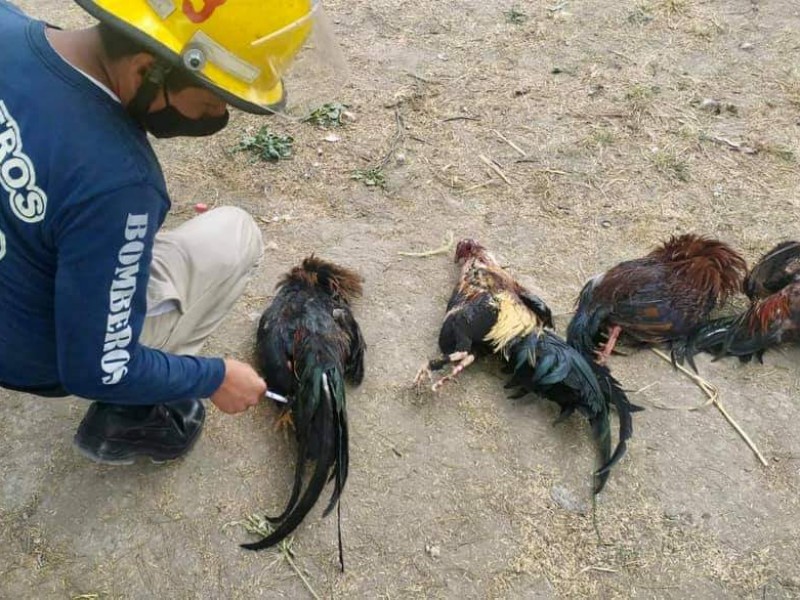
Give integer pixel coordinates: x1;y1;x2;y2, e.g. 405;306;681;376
671;314;769;372
241;366;348;572
506;330;633;494
566;275;608;356
589;413;612;494
590;362;634;482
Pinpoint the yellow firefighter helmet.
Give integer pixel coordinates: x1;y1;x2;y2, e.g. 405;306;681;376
73;0;323;114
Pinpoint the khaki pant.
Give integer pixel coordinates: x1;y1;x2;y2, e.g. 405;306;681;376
140;206;263;355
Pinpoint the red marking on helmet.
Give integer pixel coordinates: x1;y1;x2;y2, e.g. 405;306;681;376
182;0;227;24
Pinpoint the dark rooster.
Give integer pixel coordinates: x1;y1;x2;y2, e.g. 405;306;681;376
416;238;639;493
566;234;747;362
673;242;800;370
744;240;800;301
673;283;800;370
414;239;554;391
241;256;366;572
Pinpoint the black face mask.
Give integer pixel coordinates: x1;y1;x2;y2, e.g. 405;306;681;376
140;88;230;139
127;64;230;139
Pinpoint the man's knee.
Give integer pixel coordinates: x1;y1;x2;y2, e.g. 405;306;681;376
203;206;263;272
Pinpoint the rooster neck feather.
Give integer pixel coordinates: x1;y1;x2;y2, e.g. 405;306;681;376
647;234;746;300
278;255;363;302
484;291;539;354
749;293;791;334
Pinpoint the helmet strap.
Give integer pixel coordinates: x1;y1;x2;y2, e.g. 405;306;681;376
127;61;172;118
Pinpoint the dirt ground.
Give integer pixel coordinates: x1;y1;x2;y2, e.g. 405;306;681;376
3;0;800;598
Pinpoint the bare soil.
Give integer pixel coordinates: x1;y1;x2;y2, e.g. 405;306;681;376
3;0;800;598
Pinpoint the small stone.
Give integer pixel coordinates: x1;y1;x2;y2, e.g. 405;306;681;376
312;162;321;168
343;110;357;122
194;202;209;213
425;544;441;558
323;134;341;143
550;485;588;514
395;153;407;165
698;98;722;114
316;147;323;156
740;42;754;50
265;241;278;251
601;220;612;228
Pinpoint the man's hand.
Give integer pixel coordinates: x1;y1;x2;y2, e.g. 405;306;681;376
210;359;266;414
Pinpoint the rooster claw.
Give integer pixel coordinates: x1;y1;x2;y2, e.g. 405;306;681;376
273;409;295;434
593;349;609;366
413;365;434;393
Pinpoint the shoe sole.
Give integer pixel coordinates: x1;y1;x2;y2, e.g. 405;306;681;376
73;442;180;466
73;427;203;466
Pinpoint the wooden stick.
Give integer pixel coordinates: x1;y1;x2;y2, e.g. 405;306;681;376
492;129;527;157
398;230;455;258
702;134;758;155
479;154;512;186
650;348;769;467
284;550;322;600
461;179;495;193
441;115;481;123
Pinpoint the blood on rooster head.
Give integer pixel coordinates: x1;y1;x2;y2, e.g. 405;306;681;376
454;238;497;265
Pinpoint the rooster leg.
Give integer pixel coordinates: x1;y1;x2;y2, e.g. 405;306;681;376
414;355;455;389
273;408;295;435
413;365;433;389
414;360;439;389
431;352;475;391
596;325;622;364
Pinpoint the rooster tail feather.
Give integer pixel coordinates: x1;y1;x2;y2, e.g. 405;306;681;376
567;275;607;355
592;363;635;484
241;363;348;572
672;316;739;371
590;411;612;495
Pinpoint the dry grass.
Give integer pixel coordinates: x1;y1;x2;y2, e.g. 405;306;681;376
3;0;800;597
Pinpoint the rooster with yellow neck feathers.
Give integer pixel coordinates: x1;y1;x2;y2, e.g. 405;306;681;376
416;238;640;493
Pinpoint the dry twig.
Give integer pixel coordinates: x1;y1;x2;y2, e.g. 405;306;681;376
399;231;455;258
226;515;322;600
479;154;513;186
650;348;768;467
492;129;527;157
701;134;758;155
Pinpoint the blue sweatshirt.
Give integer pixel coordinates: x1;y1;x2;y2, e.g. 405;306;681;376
0;1;225;403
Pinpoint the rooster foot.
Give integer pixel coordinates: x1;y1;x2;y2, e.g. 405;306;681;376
595;325;623;364
431;352;475;391
273;409;295;435
413;365;434;392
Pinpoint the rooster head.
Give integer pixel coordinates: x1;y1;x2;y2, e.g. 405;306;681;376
455;238;489;264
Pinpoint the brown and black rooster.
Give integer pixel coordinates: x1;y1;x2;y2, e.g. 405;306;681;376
241;257;366;572
566;233;747;362
416;238;638;493
674;241;800;370
744;240;800;301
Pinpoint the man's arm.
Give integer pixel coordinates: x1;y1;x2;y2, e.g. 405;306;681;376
52;183;225;403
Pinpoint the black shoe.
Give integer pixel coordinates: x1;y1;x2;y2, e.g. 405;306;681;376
73;400;205;465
